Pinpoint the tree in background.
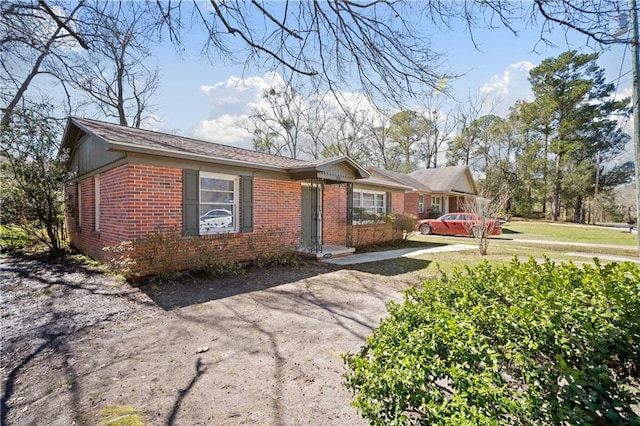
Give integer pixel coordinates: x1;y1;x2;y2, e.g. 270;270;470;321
526;51;629;221
365;110;397;171
0;106;71;256
0;1;88;125
323;106;372;165
247;84;306;159
415;107;454;169
511;100;555;216
387;110;431;173
66;1;160;127
448;92;497;167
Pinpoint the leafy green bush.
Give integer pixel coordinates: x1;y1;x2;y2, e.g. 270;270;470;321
392;213;418;240
344;258;640;425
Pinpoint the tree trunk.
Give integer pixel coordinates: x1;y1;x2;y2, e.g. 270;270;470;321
542;133;549;214
573;196;583;223
551;153;562;221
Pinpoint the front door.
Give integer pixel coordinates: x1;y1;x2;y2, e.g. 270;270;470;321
301;183;322;252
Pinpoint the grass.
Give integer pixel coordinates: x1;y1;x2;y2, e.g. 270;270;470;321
393;220;639;277
100;405;145;426
501;220;637;246
0;224;31;254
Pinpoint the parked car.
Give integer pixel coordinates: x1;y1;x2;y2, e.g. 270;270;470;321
200;208;233;230
416;213;502;236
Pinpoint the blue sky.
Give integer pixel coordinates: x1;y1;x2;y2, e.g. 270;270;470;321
137;5;632;157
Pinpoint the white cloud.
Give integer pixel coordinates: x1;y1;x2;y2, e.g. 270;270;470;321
191;73;283;148
479;61;535;116
191;72;384;151
192;114;253;147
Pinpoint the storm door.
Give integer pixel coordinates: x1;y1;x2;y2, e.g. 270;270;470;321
301;181;322;252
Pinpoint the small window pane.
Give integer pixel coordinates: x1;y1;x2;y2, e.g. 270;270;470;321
201;190;233;204
201;177;234;191
199;205;234;233
353;192;362;207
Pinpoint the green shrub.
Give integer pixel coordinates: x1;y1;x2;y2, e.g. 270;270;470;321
392;213;418;240
343;258;640;425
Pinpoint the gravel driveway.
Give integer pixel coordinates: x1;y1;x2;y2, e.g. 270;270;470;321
1;254;423;425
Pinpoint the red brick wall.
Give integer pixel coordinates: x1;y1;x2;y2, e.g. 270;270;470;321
253;177;300;238
66;176;101;259
66;165;305;275
127;175;302;276
126;165;183;239
391;192;404;215
404;192;432;219
322;184;349;246
404;192;418;217
67;164;183;260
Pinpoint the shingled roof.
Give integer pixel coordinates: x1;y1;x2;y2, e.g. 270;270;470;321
409;165;477;195
65;117;307;169
367;167;431;192
63;117;369;180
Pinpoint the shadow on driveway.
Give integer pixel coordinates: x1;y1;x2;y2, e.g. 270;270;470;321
141;254;432;311
140;263;340;310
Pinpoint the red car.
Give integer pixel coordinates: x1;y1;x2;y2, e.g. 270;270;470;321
416;213;502;236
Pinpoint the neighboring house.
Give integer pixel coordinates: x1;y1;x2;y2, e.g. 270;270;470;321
61;118;408;274
409;165;478;215
367;167;432;219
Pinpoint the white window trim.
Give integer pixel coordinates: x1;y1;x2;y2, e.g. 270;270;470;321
353;189;386;225
199;171;239;235
418;194;425;214
94;175;100;231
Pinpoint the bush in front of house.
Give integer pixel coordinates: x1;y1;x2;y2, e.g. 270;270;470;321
103;228;315;281
343;258;640;425
391;213;418;240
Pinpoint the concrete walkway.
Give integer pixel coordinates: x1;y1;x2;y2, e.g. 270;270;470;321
322;244;475;265
565;252;640;264
322;238;638;266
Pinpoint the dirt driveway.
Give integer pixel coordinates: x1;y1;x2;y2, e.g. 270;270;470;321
1;254;428;425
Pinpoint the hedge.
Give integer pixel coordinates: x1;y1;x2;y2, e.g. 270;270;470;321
344;258;640;425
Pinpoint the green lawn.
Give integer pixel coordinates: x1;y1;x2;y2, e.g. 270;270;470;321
403;220;638;276
501;220;636;246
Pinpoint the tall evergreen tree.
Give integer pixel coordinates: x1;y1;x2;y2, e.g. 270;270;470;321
527;51;629;221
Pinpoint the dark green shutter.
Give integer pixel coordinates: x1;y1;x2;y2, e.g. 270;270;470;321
241;176;253;232
386;191;392;214
346;184;353;225
183;169;199;236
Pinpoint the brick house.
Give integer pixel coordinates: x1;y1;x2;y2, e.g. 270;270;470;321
409;165;478;216
366;167;433;219
61;118;412;274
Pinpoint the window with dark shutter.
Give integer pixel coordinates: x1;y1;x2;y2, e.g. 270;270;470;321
184;170;253;236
